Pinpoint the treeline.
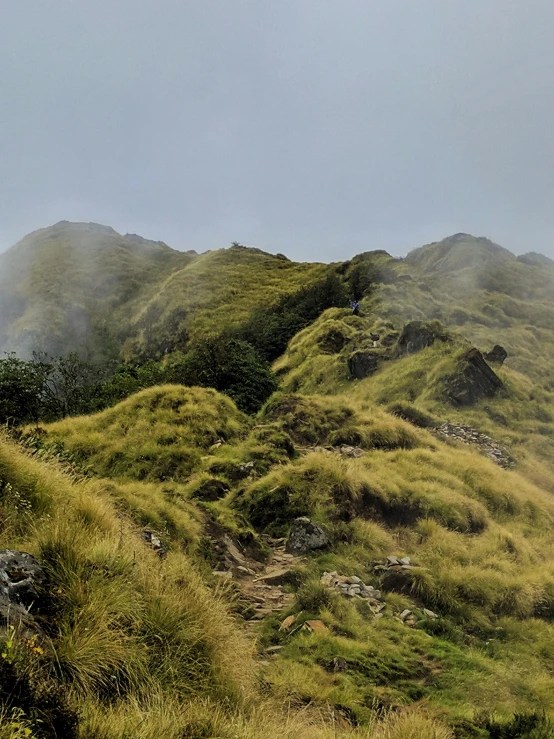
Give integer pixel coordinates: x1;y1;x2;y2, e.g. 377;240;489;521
0;273;349;425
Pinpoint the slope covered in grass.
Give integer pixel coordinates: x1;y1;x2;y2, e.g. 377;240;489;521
0;222;191;360
4;226;554;736
21;376;554;736
41;385;248;482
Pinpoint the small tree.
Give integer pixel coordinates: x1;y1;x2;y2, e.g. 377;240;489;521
0;353;51;426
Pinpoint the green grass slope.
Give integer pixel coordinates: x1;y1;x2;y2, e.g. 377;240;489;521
4;226;554;736
0;222;192;360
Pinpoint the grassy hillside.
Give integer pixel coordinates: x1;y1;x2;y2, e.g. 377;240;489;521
0;224;333;364
0;222;192;361
3;226;554;736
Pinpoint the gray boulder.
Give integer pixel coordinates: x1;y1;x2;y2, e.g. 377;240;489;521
0;550;44;626
397;321;447;355
484;345;508;366
445;348;504;406
348;350;380;379
285;517;330;555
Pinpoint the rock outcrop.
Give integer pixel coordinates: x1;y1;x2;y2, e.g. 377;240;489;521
0;550;44;626
445;348;503;406
285;517;330;555
397;321;447;355
483;345;508;366
347;350;380;379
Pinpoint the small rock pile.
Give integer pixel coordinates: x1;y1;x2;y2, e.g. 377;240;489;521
321;571;385;616
397;607;437;627
298;445;365;458
434;423;514;469
374;555;414;573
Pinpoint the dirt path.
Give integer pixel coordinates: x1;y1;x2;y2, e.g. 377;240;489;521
238;539;304;627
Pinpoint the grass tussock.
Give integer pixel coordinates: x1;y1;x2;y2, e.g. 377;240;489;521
39;385;248;482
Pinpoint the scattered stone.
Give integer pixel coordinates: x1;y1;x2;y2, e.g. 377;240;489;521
279;615;296;631
483;345;508;367
0;551;44;627
212;570;232;580
434;422;514;469
285;517;330;555
265;645;284;653
254;567;295;586
321;571;383;610
303;619;329;634
340;445;365;458
399;609;412;621
445;348;503;406
423;608;437;620
374;556;416;593
331;656;348;672
236;565;254;577
223;535;247;567
142;531;168;558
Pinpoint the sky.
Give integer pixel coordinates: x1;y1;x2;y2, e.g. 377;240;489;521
1;0;554;261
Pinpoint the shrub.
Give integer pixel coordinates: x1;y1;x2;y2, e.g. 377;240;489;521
165;337;277;414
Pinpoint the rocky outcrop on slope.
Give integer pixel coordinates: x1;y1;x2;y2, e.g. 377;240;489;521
397;321;449;355
445;348;503;405
484;345;508;366
0;550;44;627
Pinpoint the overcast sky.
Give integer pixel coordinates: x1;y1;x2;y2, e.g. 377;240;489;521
1;1;554;261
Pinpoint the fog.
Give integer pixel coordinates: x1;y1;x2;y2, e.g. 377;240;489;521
1;1;554;260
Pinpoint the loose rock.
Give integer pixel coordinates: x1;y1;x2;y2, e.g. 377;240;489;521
0;550;44;627
285;517;330;555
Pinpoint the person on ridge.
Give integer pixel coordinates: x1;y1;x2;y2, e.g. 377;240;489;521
350;299;360;316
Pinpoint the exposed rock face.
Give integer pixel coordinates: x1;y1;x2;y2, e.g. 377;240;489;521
285;517;330;555
348;350;380;379
484;345;508;366
445;348;503;406
0;550;44;626
397;321;447;355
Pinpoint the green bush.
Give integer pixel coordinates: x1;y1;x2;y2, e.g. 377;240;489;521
165;337;277;414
